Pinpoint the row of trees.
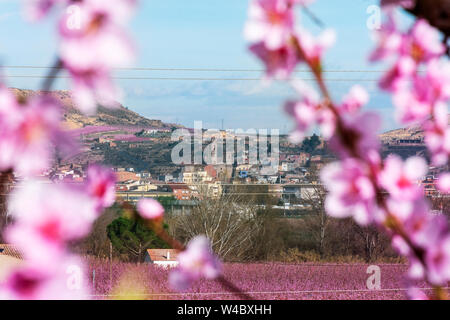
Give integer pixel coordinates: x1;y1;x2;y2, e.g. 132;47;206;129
72;186;449;263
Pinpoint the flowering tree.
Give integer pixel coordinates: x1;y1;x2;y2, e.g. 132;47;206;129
0;0;244;300
244;0;450;299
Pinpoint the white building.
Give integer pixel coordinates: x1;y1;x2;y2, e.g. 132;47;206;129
144;249;180;268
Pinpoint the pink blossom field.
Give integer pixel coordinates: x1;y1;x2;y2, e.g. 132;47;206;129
86;261;444;300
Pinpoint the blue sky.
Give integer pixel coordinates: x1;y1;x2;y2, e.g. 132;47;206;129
0;0;414;133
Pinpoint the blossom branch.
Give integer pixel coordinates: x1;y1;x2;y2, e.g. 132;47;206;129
292;25;448;302
245;0;450;300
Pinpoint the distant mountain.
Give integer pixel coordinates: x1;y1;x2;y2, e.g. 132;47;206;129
11;88;176;130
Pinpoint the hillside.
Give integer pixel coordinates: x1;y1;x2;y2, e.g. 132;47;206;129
379;116;450;143
11;88;173;130
379;125;425;143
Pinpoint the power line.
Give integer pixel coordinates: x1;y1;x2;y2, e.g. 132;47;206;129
2;65;390;73
6;75;381;82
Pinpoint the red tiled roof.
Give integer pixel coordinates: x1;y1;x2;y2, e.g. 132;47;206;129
0;244;23;259
146;249;180;262
168;183;190;190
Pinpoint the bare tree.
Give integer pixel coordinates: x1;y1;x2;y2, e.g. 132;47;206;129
301;168;328;256
174;187;263;261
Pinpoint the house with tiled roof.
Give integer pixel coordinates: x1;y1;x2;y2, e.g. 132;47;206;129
144;249;180;268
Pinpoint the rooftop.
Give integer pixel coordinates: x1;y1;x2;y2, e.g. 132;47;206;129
146;249;180;262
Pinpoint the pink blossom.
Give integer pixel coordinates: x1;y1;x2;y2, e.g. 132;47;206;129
378;56;415;92
249;42;298;79
437;173;450;194
58;0;136;114
294;28;335;66
244;0;295;51
0;256;88;300
380;0;416;9
387;198;450;284
284;82;336;142
373;18;444;71
388;199;447;249
169;236;221;291
24;0;65;21
321;159;377;225
137;199;165;220
86;165;116;212
421;59;450;103
330;112;381;160
371;16;448;107
424;235;450;285
393;60;450;124
6;180;97;267
392;89;432;125
284;99;316;142
289;0;316;5
0;87;72;176
402;20;445;64
338;85;369;114
379;155;426;200
369;14;402;62
424;103;450;166
316;108;336;140
284;83;320;142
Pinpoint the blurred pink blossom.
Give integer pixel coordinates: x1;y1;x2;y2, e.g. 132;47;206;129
321;159;377;225
403;20;445;64
284;81;336;142
425;235;450;285
380;0;415;8
329;112;381;160
379;155;426;200
169;236;221;291
0;256;89;300
0;87;71;176
338;85;369;114
437;173;450;193
388;199;447;248
6;180;97;267
284;83;320;142
24;0;65;21
393;60;450;124
58;0;136;114
137;199;164;220
424;103;450;166
249;42;298;79
369;14;402;62
378;56;415;92
86;165;116;212
294;28;335;67
244;0;295;51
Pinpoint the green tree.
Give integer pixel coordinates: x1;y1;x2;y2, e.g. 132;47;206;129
107;217;169;262
301;134;321;153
